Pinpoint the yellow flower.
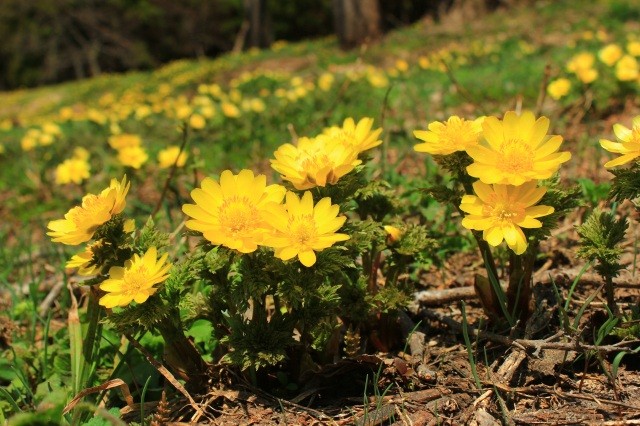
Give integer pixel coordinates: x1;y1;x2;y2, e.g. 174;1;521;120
221;102;241;118
318;73;335;91
395;59;409;72
158;146;188;169
117;145;148;169
264;191;349;267
383;225;403;243
466;111;571;185
615;55;639;81
414;116;484;155
189;113;206;129
628;40;640;56
47;176;130;245
599;43;623;66
55;158;91;185
321;117;383;154
600;116;640;168
182;169;286;253
73;147;90;161
460;181;554;255
567;52;598;83
66;241;103;276
547;78;571;100
271;136;361;190
98;247;171;308
109;134;141;150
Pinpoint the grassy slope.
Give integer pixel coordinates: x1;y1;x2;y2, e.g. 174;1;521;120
0;0;631;257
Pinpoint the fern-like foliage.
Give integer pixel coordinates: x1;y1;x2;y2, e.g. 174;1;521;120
529;181;581;242
609;165;640;203
354;179;397;221
135;217;169;254
577;209;628;278
106;296;169;334
221;311;295;370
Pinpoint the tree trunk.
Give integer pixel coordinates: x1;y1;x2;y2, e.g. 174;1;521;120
243;0;272;49
332;0;381;49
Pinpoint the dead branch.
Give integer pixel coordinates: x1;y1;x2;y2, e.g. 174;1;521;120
419;308;640;355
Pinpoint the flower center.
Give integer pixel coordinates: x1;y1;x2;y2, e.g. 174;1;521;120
486;202;525;224
289;215;317;246
123;266;149;296
218;196;258;235
498;139;534;174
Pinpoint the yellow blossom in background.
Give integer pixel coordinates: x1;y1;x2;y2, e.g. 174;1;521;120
201;105;216;118
66;241;103;276
20;133;38;151
221;102;241;118
414;116;484;155
600;116;640;168
567;52;598;83
418;56;430;69
615;55;639;81
250;98;266;113
55;158;91;185
99;247;171;308
264;191;349;267
395;59;409;72
466;111;571;185
109;133;141;150
322;117;383;154
367;70;389;88
628;41;640;56
547;78;571;100
271;136;361;190
189;113;206;129
318;73;335;91
117;145;148;169
39;133;55;146
47;176;129;245
598;43;623;66
460;181;554;255
182;169;286;253
175;104;192;120
87;109;107;125
158;146;188;169
73;147;90;161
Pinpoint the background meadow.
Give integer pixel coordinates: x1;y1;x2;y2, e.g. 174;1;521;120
1;0;640;424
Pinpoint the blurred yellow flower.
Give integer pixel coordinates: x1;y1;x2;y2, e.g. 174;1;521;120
567;52;598;83
55;158;91;185
598;44;623;66
264;191;349;267
460;181;554;255
99;247;171;308
73;147;90;161
322;117;383;154
109;133;141;150
189;113;206;129
47;176;129;245
158;146;188;169
182;169;286;253
466;111;571;185
250;98;266;113
615;55;639;81
628;40;640;57
117;145;148;169
414;116;484;155
395;59;409;72
221;102;241;118
271;136;361;190
318;73;335;91
418;56;431;69
547;78;571;100
600;116;640;168
175;104;192;120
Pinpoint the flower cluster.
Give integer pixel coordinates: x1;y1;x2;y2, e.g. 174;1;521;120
182;169;350;266
270;117;381;190
109;133;148;169
415;111;570;254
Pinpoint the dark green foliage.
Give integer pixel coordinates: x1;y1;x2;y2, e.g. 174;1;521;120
577;209;628;279
608;165;640;203
135;218;169;254
529;181;582;242
221;310;295;370
354;180;397;221
106;296;169;334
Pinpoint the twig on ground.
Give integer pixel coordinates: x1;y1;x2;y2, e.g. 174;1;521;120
420;309;640;355
534;63;551;116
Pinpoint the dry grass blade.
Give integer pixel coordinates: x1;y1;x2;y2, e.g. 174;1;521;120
124;333;206;419
63;378;134;414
